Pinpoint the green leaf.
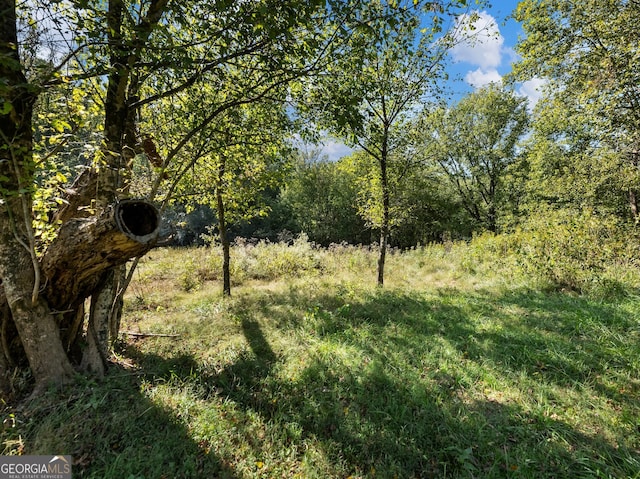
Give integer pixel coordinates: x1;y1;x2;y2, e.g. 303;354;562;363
51;118;71;133
1;101;12;115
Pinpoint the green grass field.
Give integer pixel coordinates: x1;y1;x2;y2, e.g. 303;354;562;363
2;241;640;478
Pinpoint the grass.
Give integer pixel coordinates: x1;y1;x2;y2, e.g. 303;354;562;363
2;240;640;478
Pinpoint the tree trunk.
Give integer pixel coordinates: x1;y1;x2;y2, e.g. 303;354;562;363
108;264;127;344
0;284;17;396
0;330;9;397
84;0;169;356
0;203;76;391
0;0;168;396
215;163;232;296
487;201;497;233
377;136;390;287
0;0;76;392
630;188;639;225
80;270;115;377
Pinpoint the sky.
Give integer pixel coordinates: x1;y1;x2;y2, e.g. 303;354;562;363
447;0;543;105
321;0;541;161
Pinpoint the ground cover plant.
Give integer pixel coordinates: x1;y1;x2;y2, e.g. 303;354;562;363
2;237;639;478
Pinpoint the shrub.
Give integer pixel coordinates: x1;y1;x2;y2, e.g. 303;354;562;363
178;257;203;292
455;231;521;276
514;208;638;296
247;233;323;280
438;208;640;298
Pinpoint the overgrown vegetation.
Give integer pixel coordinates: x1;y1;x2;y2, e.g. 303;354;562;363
3;235;639;478
2;2;640;473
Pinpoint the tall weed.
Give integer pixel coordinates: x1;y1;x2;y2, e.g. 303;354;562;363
176;215;639;299
516;209;638;297
198;233;324;285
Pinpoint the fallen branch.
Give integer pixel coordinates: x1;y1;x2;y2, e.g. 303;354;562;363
122;331;181;338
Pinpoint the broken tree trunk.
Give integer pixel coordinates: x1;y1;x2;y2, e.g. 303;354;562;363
41;199;160;312
0;199;160;388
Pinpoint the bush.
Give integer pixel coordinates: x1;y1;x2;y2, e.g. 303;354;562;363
455;231;520;276
514;208;638;296
197;233;325;286
440;208;640;298
178;257;203;292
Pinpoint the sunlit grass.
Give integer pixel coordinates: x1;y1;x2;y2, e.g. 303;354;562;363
3;239;640;478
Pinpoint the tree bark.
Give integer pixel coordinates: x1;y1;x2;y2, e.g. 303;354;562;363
53;168;99;223
0;342;9;398
215;161;232;296
0;201;76;391
377;135;390;287
0;285;13;396
108;264;127;344
0;0;167;395
41;200;160;312
83;0;170;359
80;270;115;377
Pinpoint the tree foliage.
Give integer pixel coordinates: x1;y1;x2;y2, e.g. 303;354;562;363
512;0;640;221
517;94;634;219
298;0;482;284
418;85;529;232
281;151;371;246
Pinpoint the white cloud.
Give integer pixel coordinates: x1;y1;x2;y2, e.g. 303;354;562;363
517;78;546;109
450;11;514;90
292;134;353;162
465;68;502;88
451;11;504;70
322;140;353;162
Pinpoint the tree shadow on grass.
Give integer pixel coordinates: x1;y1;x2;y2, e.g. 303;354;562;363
276;286;639;402
257;355;637;478
226;286;640;477
123;286;639;478
9;360;239;479
466;290;640;407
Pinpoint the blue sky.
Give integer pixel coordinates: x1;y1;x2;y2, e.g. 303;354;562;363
321;0;542;160
446;0;543;104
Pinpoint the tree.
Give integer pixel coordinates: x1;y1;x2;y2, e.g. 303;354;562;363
0;0;375;395
1;0;167;393
0;0;77;392
512;0;640;222
281;151;371;245
515;94;633;220
299;0;480;285
417;84;529;232
165;97;294;296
